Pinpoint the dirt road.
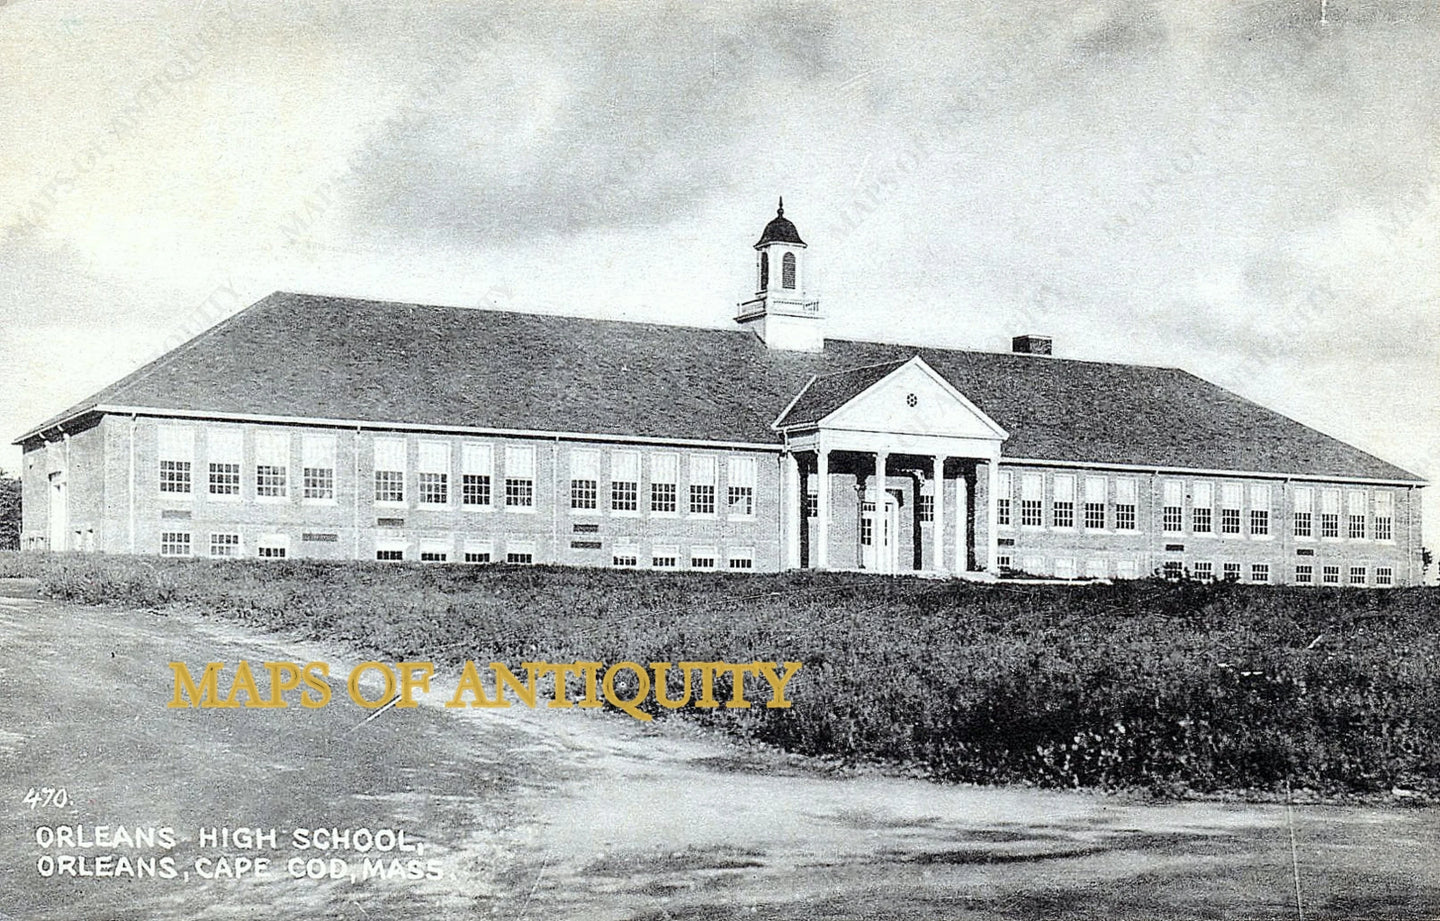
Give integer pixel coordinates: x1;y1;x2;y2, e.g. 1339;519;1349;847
1;582;1437;919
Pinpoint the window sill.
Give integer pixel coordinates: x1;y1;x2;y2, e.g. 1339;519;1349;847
570;508;601;516
416;503;452;511
609;510;642;518
374;501;408;510
206;494;243;503
302;498;338;507
256;495;291;504
460;503;496;512
650;511;679;519
504;506;537;514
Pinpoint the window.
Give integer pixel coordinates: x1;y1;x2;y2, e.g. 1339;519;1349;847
728;548;755;570
781;252;796;289
690;546;717;569
417;442;450;506
570;449;600;511
1321;489;1341;538
1376;566;1393;587
1085;559;1107;579
860;501;875;546
1347;490;1367;539
505;541;535;564
1251;563;1270;584
160;531;191;557
1020;473;1043;527
651;453;679;514
504;445;535;509
1162;561;1184;580
689;455;717;516
302;434;336;501
1084;476;1106;530
257;535;288;559
1374;492;1393;541
759;251;769;290
1162;480;1183;533
652;546;679;569
1349;565;1367;586
998;555;1014;572
805;483;818;519
376;549;404;561
727;456;756;517
1116;560;1137;579
209;533;240;557
462;444;493;508
464;540;493;564
1055;558;1076;579
1222;562;1241;582
1322;565;1340;585
255;430;289;499
611;451;640;513
1293;486;1313;538
1249;484;1270;537
917;494;934;523
1114;478;1137;531
1053;475;1075;528
1220;483;1242;535
1193;561;1213;581
1295;564;1313;585
613;546;640;567
208;428;242;497
374;438;407;504
996;472;1013;526
158;426;193;494
1191;481;1213;533
420;551;449;563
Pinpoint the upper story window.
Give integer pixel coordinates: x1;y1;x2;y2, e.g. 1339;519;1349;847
651;453;679;514
728;456;756;518
1161;479;1183;533
1293;486;1313;538
1191;480;1213;533
207;428;243;498
462;443;493;507
1220;482;1242;534
1346;490;1367;539
1019;473;1043;527
1374;491;1394;541
255;430;290;499
374;437;407;504
570;449;600;511
610;451;640;513
417;441;450;506
1113;477;1138;531
504;445;536;509
302;434;336;501
1249;483;1271;536
1052;475;1075;528
1084;476;1106;529
157;425;194;495
1320;488;1341;538
781;252;796;289
689;455;717;516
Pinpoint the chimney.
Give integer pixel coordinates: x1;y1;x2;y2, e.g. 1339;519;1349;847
1011;334;1052;356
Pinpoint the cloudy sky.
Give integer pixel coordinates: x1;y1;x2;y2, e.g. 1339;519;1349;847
1;0;1436;551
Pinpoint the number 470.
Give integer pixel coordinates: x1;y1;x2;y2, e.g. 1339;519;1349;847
23;788;69;809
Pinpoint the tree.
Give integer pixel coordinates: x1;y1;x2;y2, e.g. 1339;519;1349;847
0;470;19;551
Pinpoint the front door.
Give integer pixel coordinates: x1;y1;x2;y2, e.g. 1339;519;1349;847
861;494;900;573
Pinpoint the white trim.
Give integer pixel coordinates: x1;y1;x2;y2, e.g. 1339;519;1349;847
1000;456;1424;488
51;405;784;453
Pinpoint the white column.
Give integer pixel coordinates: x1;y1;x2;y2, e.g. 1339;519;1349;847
932;455;946;574
874;451;889;573
955;471;969;572
816;448;830;570
986;459;1000;574
784;452;801;570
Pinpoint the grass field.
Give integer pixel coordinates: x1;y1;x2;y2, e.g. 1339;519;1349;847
5;552;1439;798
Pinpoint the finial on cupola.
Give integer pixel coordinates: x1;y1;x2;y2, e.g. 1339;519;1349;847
777;196;784;217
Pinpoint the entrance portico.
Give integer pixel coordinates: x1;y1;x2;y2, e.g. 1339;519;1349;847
773;356;1008;576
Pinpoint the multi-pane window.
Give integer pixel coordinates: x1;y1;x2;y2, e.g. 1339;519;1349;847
1249;484;1270;536
158;426;194;494
160;532;191;557
462;444;493;508
374;437;407;504
1162;561;1184;580
208;428;242;497
651;453;679;514
302;434;336;501
651;546;679;569
727;456;757;517
1055;558;1076;579
1322;565;1340;585
1192;561;1213;581
504;445;535;509
689;456;717;516
505;541;535;564
1293;486;1313;538
917;494;934;523
1374;491;1394;541
1019;473;1043;527
1295;564;1314;585
805;485;818;519
376;549;404;561
209;533;240;557
998;555;1014;572
1375;566;1394;587
728;549;755;570
1114;478;1137;531
1191;481;1213;533
1085;559;1107;579
1347;490;1367;539
781;252;796;289
255;430;289;499
1162;480;1183;533
1052;475;1075;528
1251;563;1270;584
859;501;875;546
613;547;640;567
996;472;1013;526
420;548;449;563
1084;476;1106;530
1223;562;1242;582
1321;489;1341;538
417;442;450;506
690;547;717;569
611;451;640;513
1116;560;1138;580
1349;565;1367;586
464;541;493;564
257;539;288;559
570;449;600;511
1220;483;1242;534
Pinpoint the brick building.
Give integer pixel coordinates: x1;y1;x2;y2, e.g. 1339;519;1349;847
15;204;1427;585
